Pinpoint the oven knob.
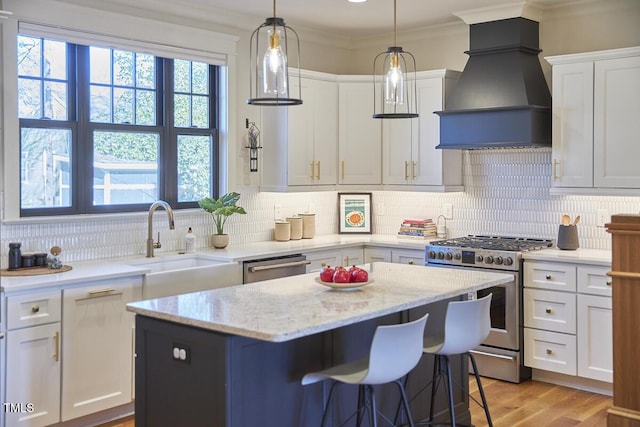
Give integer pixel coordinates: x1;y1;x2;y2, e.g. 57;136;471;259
445;253;453;260
454;253;462;260
495;256;503;265
428;250;436;259
437;252;445;259
485;256;494;264
504;257;514;266
476;255;484;262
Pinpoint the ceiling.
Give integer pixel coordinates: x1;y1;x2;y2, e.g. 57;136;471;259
179;0;575;38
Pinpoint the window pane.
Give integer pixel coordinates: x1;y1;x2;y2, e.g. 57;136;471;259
18;78;41;119
192;95;209;128
43;81;68;120
174;59;190;92
174;94;191;127
90;85;112;122
177;135;211;202
21;128;72;209
114;87;134;123
113;50;134;87
136;90;156;125
136;54;155;89
18;36;42;77
93;131;159;205
43;39;67;80
90;47;111;84
192;62;208;94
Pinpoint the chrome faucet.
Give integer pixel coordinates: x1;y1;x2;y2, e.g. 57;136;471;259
146;200;175;257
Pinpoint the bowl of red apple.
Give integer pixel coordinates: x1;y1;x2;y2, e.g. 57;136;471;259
315;265;373;291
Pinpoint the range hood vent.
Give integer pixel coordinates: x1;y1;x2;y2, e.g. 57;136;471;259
436;17;551;149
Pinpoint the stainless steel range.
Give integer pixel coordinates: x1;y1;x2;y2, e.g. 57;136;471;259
425;235;553;383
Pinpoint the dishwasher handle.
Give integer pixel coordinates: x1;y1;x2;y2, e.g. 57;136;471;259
248;260;311;272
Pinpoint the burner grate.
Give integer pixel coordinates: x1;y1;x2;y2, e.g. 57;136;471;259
429;235;553;252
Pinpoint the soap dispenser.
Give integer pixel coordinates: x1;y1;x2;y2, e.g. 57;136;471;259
185;227;196;253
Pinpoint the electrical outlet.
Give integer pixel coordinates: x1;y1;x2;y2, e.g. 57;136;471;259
377;202;385;216
274;204;282;220
596;209;609;227
443;203;453;219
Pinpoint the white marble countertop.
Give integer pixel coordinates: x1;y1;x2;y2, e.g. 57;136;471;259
126;262;512;343
523;247;611;266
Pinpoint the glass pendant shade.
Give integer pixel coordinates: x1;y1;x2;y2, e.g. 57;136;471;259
248;11;302;106
385;52;405;105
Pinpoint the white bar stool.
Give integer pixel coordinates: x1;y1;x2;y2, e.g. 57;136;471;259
302;313;429;427
418;294;493;427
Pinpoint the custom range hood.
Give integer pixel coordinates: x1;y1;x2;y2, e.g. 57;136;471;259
436;14;551;149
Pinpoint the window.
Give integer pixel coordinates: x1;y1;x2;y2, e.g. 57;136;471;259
17;35;219;216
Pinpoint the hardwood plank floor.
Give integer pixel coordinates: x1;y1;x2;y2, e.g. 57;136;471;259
99;377;612;427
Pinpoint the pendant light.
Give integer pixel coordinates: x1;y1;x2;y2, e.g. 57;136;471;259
373;0;418;118
247;0;302;106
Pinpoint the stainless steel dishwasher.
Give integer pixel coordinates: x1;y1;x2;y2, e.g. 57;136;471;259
242;254;310;284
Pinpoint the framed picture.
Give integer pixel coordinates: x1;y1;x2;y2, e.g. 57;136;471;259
338;192;372;234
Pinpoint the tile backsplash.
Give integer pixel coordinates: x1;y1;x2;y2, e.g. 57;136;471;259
2;148;639;267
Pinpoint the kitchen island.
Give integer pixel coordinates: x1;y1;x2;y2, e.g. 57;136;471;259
127;262;512;427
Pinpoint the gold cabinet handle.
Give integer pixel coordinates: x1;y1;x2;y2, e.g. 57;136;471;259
310;162;315;180
344;256;350;266
553;159;560;181
404;161;409;181
54;331;60;362
316;161;320;180
606;280;612;286
88;288;116;296
545;274;552;280
408;260;414;265
31;305;40;313
546;348;553;355
412;161;417;180
545;307;552;314
320;262;326;267
341;160;345;181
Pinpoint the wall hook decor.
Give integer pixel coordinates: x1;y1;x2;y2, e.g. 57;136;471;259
245;118;262;172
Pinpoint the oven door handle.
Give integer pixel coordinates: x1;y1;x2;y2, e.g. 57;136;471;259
248;260;311;272
468;349;517;362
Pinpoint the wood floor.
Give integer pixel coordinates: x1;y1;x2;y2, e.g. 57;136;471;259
100;377;612;427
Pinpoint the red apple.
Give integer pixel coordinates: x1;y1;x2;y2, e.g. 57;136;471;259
352;269;369;283
333;269;352;283
319;265;335;282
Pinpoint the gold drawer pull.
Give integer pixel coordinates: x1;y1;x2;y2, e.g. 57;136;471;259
54;331;60;362
316;161;321;180
545;274;552;280
31;305;40;313
310;162;315;180
408;260;414;265
320;262;327;267
606;280;612;286
553;159;560;181
88;288;116;296
404;161;409;181
545;308;552;314
546;348;553;355
412;161;417;179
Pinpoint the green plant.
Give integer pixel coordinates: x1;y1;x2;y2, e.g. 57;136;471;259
198;192;247;235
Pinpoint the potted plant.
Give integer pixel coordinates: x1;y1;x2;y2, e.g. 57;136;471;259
198;192;247;248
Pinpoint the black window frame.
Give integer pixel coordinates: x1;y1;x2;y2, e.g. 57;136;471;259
18;37;220;217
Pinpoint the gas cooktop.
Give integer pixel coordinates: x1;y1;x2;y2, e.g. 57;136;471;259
428;235;554;252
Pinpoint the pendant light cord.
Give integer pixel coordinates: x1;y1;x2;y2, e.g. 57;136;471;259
393;0;397;47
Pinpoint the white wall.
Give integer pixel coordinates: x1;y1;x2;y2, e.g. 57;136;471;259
1;0;640;267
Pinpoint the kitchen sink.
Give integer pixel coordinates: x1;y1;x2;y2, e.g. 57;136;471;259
127;253;242;299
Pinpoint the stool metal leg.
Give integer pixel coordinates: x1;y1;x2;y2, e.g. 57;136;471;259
321;381;339;427
394;379;416;427
368;385;379;427
443;355;457;427
467;352;493;427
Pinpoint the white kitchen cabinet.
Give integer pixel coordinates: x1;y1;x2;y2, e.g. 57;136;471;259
304;248;364;272
5;323;61;427
261;70;338;191
382;70;463;191
391;249;424;265
338;77;382;186
547;47;640;194
61;277;137;421
523;260;612;383
364;247;392;263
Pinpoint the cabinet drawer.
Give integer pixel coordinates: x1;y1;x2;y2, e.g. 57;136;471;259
7;290;62;330
577;266;612;297
524;288;576;334
524;327;577;375
524;261;576;291
391;249;424;265
364;248;391;263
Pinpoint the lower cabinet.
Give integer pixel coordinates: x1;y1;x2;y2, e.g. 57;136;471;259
523;260;612;383
61;278;137;421
364;247;424;265
304;248;364;272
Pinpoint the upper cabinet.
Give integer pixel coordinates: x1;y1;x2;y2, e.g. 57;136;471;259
547;47;640;195
261;70;339;192
382;70;463;191
338;76;382;187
